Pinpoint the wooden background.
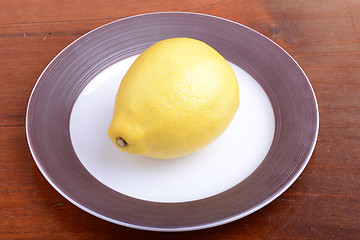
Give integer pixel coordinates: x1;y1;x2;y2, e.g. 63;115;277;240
1;0;359;239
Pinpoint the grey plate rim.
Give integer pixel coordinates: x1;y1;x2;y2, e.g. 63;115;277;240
26;12;319;231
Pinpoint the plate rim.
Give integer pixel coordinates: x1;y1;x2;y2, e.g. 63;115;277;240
26;11;319;232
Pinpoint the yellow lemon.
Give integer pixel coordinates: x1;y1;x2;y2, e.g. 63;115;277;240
108;38;239;159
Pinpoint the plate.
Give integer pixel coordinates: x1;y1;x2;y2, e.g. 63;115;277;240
26;12;319;231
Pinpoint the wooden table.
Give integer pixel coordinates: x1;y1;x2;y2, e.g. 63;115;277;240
1;0;359;239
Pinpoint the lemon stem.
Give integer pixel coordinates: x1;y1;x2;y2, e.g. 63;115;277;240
116;137;127;148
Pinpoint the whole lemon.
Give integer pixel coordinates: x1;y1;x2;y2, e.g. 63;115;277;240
108;38;239;159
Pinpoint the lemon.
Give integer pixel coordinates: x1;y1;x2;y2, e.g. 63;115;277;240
108;37;239;159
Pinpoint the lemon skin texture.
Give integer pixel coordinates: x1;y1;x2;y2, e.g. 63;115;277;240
108;37;239;159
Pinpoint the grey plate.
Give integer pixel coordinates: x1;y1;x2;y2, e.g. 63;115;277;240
26;12;319;231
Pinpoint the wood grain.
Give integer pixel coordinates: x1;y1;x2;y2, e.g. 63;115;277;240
1;0;359;239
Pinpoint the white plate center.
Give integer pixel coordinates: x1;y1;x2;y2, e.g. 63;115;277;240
70;55;275;203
